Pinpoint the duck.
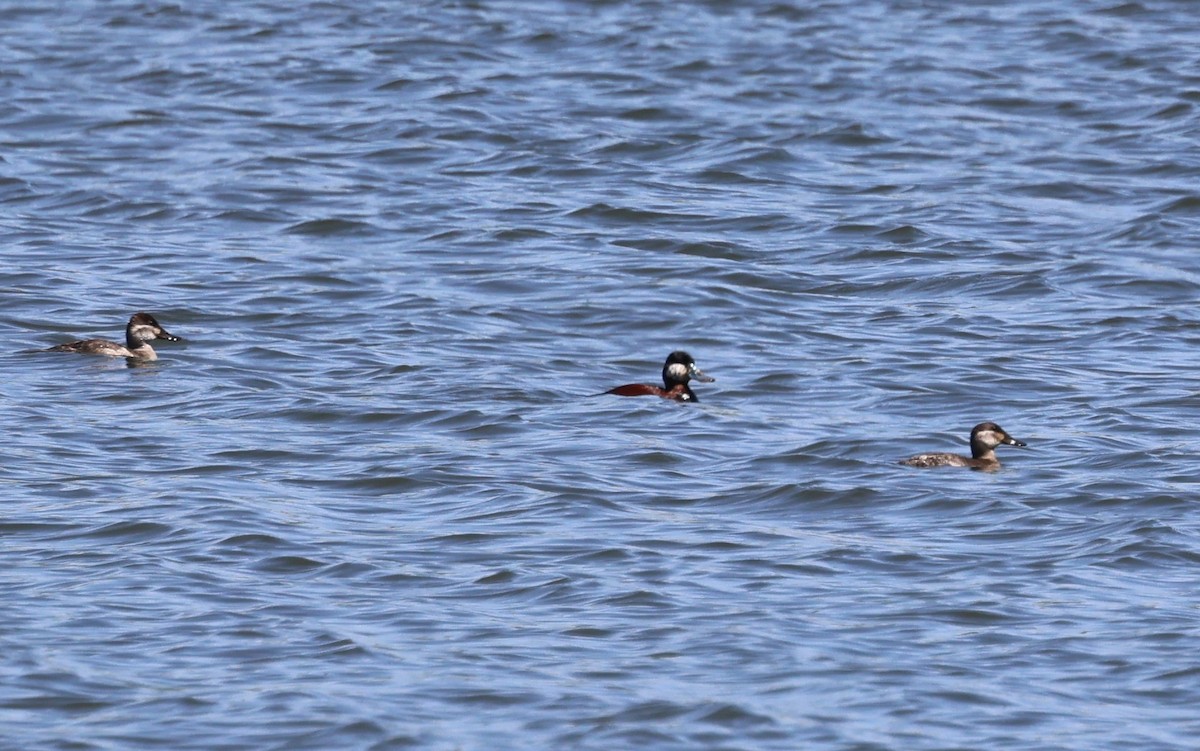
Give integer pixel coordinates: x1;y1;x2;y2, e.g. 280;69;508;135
605;351;714;403
899;421;1026;471
47;312;181;361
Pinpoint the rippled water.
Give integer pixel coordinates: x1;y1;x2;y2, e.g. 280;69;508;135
3;1;1200;749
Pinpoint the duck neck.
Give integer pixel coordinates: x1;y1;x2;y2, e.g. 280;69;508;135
126;342;157;360
969;441;996;461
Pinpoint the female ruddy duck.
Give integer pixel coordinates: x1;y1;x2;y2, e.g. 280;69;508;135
605;351;714;403
899;422;1026;471
48;312;181;361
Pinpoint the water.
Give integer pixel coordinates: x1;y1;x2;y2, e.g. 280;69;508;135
2;1;1200;748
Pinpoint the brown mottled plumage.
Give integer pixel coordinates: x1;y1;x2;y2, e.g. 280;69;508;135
48;312;181;361
899;422;1026;471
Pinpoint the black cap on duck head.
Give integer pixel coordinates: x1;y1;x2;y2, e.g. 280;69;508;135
128;312;181;342
663;350;714;387
970;421;1001;436
970;422;1027;450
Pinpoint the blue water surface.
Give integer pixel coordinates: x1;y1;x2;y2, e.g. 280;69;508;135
2;1;1200;749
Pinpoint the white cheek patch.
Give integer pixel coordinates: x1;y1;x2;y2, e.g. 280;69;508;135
666;363;689;380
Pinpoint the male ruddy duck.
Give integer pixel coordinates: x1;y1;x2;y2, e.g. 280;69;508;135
899;421;1026;471
48;312;181;361
605;351;714;403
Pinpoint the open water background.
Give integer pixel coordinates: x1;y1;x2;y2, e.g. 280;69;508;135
3;1;1200;749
